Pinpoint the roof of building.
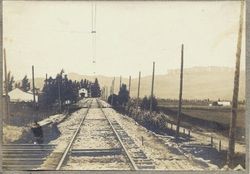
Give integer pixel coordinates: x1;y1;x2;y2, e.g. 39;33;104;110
8;88;38;102
79;88;88;93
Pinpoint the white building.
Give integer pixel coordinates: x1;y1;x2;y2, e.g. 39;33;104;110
217;101;231;106
79;88;88;98
8;88;38;103
209;101;231;107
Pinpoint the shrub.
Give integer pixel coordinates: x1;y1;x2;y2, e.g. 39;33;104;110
140;96;158;111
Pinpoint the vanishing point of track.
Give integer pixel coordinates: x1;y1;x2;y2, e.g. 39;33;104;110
3;98;155;170
55;98;154;170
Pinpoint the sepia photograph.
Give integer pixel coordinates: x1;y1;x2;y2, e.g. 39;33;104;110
1;0;247;172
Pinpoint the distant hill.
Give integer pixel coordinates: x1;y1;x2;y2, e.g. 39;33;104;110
23;66;245;100
14;78;45;92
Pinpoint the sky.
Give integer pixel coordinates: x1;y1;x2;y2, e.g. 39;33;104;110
3;1;245;80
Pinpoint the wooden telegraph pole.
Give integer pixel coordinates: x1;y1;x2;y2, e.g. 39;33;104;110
128;75;131;96
45;73;48;86
119;76;122;90
104;86;106;100
32;65;36;108
227;0;244;167
113;77;115;94
111;77;115;106
150;62;155;113
58;76;62;113
4;48;9;121
176;44;184;137
136;71;141;112
1;49;3;124
106;86;108;100
102;86;104;100
106;86;109;100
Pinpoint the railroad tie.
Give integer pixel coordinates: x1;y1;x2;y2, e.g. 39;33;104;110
70;148;122;156
2;144;56;171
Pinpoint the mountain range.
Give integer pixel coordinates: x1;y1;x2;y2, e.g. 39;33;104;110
26;66;245;100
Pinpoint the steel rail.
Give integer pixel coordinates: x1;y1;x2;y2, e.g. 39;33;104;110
56;99;92;170
97;99;138;170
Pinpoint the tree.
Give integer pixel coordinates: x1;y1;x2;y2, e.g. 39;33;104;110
15;82;21;88
91;78;101;97
141;96;149;110
41;70;80;107
150;96;158;111
140;96;158;111
108;94;119;107
80;79;84;88
83;79;88;88
5;71;15;91
118;84;129;106
21;75;30;92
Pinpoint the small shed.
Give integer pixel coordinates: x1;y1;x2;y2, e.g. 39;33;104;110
209;101;231;107
79;88;88;98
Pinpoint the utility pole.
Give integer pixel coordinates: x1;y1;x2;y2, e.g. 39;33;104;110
106;86;108;100
102;87;105;99
32;65;36;108
58;76;62;113
176;44;184;137
109;86;111;99
227;0;244;167
1;48;3;124
89;83;92;98
128;75;131;96
136;71;141;112
105;86;108;100
4;48;9;121
119;75;122;90
107;86;109;100
45;73;48;86
150;62;155;113
111;77;115;106
103;87;105;100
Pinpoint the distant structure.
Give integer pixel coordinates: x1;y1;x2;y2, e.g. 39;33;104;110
209;101;231;107
79;88;88;98
8;88;38;103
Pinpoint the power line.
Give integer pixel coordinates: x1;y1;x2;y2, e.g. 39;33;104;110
91;2;97;75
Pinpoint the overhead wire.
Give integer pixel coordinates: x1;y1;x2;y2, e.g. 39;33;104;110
91;2;97;75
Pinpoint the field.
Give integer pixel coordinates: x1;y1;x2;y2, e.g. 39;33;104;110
157;99;245;141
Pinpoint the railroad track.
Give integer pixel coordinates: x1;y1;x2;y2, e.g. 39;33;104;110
2;144;56;171
55;99;92;170
54;98;155;170
2;98;93;171
97;99;155;170
3;98;155;171
53;98;130;170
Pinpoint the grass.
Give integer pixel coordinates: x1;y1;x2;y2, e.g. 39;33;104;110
158;105;245;128
157;99;246;141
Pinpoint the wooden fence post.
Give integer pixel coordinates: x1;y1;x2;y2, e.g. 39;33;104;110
219;140;222;151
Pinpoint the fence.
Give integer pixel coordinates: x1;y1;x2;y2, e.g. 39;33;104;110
2;101;58;126
123;106;245;155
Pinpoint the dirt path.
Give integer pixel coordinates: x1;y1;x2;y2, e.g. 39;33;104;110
3;124;28;144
